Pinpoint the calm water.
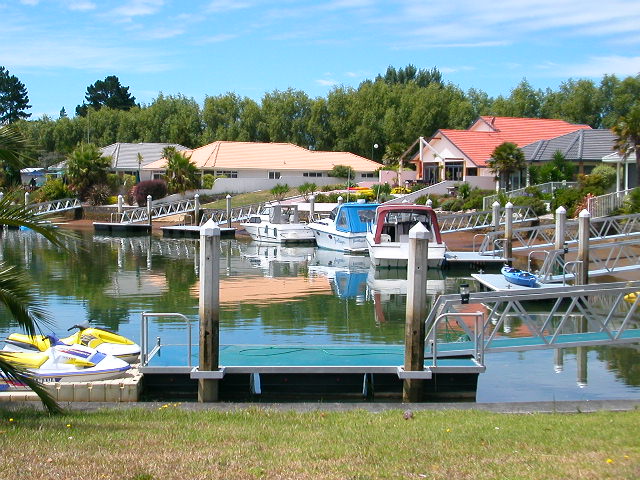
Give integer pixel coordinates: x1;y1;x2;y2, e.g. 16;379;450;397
1;228;638;403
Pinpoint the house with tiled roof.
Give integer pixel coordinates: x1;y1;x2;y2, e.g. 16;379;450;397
143;141;381;194
411;116;592;190
101;142;188;179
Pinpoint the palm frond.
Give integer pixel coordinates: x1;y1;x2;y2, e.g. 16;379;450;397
0;124;31;169
0;262;52;335
0;356;62;414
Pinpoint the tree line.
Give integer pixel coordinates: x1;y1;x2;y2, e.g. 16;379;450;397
1;65;639;167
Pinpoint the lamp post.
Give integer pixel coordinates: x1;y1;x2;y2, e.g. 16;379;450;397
371;143;379;161
459;283;470;304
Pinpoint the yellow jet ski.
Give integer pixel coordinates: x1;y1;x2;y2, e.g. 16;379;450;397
3;322;140;364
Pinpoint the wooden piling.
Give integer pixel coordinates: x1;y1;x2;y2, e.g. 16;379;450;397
117;195;124;215
309;195;315;221
198;219;221;402
492;201;501;232
504;202;513;265
554;206;566;251
403;222;430;402
24;191;30;205
577;209;590;285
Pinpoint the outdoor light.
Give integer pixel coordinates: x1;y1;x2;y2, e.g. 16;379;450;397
459;283;470;304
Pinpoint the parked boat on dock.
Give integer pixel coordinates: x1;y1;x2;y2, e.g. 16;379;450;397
307;201;378;252
241;204;315;244
365;204;446;268
501;265;538;288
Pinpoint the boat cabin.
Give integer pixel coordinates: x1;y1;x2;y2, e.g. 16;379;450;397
245;204;301;225
370;205;443;244
329;202;378;233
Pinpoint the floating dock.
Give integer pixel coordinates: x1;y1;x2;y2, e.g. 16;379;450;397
446;251;507;265
161;225;236;238
93;222;151;233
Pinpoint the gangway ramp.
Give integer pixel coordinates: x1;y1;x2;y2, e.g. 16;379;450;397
423;281;640;359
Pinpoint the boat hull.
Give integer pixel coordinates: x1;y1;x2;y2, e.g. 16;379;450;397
367;239;447;268
309;224;368;253
242;223;315;244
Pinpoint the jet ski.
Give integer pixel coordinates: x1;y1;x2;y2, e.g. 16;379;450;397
0;340;131;383
3;322;140;363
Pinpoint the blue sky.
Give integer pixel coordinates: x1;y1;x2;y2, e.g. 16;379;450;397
2;0;640;118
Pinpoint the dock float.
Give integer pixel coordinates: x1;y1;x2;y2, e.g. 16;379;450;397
93;222;151;233
446;251;507;265
161;225;236;238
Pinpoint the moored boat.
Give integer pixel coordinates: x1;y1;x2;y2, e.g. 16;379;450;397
501;265;538;288
307;201;378;253
365;204;447;268
241;204;315;244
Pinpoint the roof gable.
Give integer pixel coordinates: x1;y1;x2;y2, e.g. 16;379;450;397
522;129;617;162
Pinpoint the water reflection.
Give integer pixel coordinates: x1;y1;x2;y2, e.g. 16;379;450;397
0;228;638;402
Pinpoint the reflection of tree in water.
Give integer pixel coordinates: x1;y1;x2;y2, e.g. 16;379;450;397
595;346;640;386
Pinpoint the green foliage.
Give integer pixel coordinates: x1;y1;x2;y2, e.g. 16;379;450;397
32;176;71;202
328;164;355;179
133;179;167;205
623;187;640;214
552;187;587;217
0;66;31;123
487;142;526;190
297;182;316;200
270;183;290;201
202;173;215;189
585;164;616;191
457;182;471;199
440;197;464;212
529;150;576;183
65;143;111;201
371;183;392;201
163;147;200;194
76;75;136;116
86;183;112;206
511;195;548;216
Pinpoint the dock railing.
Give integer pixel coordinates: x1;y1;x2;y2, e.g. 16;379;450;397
140;312;194;367
587;189;634;218
423;281;640;357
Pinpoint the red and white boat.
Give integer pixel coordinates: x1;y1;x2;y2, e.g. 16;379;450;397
365;204;447;268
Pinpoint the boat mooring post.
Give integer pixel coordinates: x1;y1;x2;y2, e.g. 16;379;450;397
194;194;200;225
555;206;566;251
117;195;124;216
492;201;501;232
403;222;429;402
198;219;221;402
577;209;590;285
225;195;232;228
309;195;315;221
146;195;153;228
24;191;30;205
504;202;513;265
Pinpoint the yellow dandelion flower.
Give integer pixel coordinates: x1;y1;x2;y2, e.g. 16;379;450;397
606;459;613;464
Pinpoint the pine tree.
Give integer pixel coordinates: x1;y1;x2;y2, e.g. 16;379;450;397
0;66;31;124
76;75;137;116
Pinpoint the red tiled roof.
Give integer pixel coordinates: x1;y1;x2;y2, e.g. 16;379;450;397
144;141;381;172
429;117;592;167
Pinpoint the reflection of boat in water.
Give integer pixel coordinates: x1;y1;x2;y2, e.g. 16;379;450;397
366;266;447;296
366;204;446;268
308;249;369;300
309;248;370;273
308;201;378;252
240;242;315;277
241;205;315;244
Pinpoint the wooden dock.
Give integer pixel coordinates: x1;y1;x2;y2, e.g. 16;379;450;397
161;225;236;238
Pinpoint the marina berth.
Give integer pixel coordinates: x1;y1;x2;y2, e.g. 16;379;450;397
308;200;379;253
366;204;447;268
240;204;315;244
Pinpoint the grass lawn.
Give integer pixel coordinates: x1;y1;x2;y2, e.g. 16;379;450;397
0;406;638;479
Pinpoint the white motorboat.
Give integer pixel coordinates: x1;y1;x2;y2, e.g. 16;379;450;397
241;204;315;244
365;204;447;268
0;341;131;384
307;201;379;253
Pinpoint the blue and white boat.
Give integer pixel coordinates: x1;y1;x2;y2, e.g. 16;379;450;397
501;266;538;288
307;201;378;253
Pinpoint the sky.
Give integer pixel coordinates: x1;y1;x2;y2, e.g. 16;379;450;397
2;0;640;119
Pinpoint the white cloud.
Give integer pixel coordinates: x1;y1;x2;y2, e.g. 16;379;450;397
545;55;640;78
206;1;253;13
19;0;39;5
68;1;96;11
316;79;338;86
110;0;164;20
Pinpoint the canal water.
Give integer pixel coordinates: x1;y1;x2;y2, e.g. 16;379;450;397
1;228;638;403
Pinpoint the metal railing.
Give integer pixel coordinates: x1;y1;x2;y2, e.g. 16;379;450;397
587;189;634;218
426;312;485;367
200;202;265;225
438;206;537;233
477;212;640;255
120;198;197;224
423;281;640;357
482;182;577;210
30;198;82;216
140;312;194;367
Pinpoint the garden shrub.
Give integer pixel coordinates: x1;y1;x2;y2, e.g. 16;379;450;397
202;174;215;189
133;179;168;206
623;187;640;214
87;184;112;206
511;195;548;216
33;176;72;202
440;197;464;212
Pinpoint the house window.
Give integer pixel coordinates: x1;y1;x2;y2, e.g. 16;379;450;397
214;170;238;178
303;172;323;177
152;172;164;180
269;171;281;179
467;167;478;176
361;172;376;178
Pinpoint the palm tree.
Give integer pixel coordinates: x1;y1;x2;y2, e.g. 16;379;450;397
163;147;200;194
613;103;640;188
0;124;63;413
487;142;526;191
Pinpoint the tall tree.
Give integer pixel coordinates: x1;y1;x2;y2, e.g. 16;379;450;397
0;66;31;124
65;142;111;200
76;75;136;116
613;103;640;188
488;142;526;191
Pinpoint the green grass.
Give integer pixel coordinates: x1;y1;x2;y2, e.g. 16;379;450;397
203;190;278;209
1;406;638;479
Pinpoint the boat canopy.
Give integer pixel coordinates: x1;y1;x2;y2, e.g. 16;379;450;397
371;204;443;244
332;202;379;234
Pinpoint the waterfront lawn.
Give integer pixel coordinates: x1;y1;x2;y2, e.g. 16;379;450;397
0;406;638;479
